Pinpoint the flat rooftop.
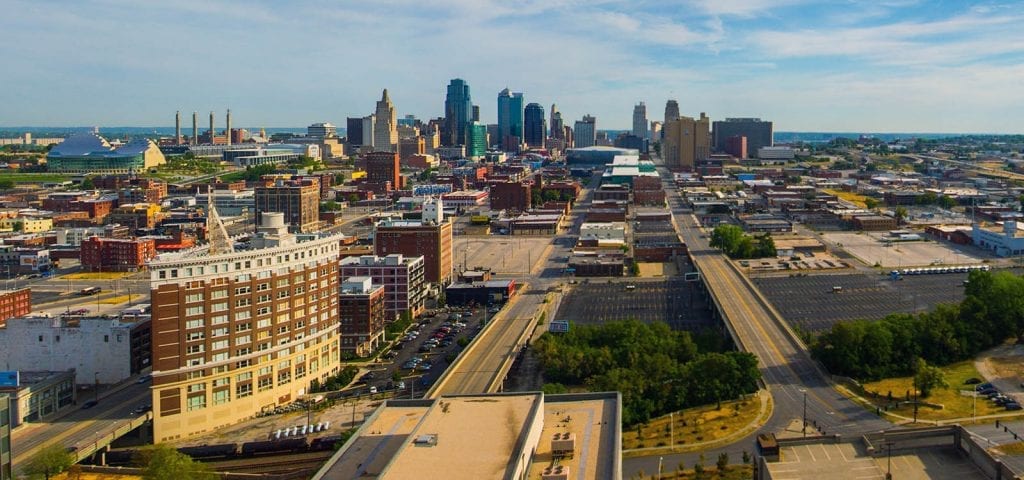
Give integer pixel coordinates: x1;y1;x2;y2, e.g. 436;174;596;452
314;392;620;480
765;441;986;480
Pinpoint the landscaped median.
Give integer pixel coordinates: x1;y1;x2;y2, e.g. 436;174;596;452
62;272;130;280
622;390;772;457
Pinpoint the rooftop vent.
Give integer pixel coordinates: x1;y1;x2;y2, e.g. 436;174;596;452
552;432;575;457
413;434;438;447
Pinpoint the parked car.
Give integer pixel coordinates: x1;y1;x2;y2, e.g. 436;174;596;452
964;377;982;385
81;400;98;409
1006;402;1022;411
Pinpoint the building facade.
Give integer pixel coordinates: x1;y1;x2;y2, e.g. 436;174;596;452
340;254;426;319
80;237;157;272
497;88;524;152
712;118;773;155
346;117;363;148
148;213;344;441
374;220;453;285
490;181;532;212
254;179;321;233
523;103;546;149
574;115;597;148
664;100;680;127
365;151;401;191
662;113;710;170
47;133;166;173
443;79;473;147
632;102;648;139
338;277;387;356
0;371;76;427
467;122;487;158
373;89;398;152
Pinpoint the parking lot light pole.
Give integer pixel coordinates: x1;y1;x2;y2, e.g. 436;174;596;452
800;388;807;437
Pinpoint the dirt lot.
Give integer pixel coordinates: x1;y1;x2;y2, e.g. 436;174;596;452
453;236;552;275
823;232;983;268
636;262;678;277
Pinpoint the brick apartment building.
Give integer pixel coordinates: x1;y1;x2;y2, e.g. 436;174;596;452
489;181;532;212
0;288;31;328
365;151;401;192
339;277;387;356
374;220;453;285
147;212;344;441
254;179;321;233
340;254;427;319
80;237;157;272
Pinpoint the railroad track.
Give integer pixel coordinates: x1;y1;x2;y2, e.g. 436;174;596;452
205;451;334;474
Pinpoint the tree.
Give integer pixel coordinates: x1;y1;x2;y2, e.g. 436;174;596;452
894;206;908;225
80;176;95;189
0;178;15;190
864;198;879;210
139;444;218;480
321;200;342;211
913;359;948;398
717;452;729;471
25;443;75;479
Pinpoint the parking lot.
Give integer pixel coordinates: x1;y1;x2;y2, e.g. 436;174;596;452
453;236;553;275
823;232;984;268
554;277;713;330
755;271;973;333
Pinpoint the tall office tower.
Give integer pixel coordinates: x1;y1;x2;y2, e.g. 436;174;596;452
664;100;680;126
362;115;375;148
662;113;710;170
226;109;232;146
148;212;344;442
365;151;401;190
632;102;648;139
346;118;363;147
373;89;398;152
523;103;546;148
497;88;524;152
573;115;597;148
550;104;564;140
254;178;322;233
192;111;198;145
175;111;182;145
472;105;480;122
467;121;487;158
374;219;453;285
711;118;774;156
443;79;473;147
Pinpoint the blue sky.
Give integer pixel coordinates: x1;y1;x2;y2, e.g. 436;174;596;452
2;0;1022;133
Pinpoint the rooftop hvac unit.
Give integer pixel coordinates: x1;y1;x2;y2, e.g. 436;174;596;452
551;432;576;457
541;465;570;480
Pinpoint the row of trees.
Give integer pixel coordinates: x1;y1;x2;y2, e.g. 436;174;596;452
709;224;777;259
535;320;761;425
27;443;217;479
812;270;1024;381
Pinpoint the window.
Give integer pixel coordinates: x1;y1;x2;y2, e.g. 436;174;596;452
186;306;204;316
256;318;271;329
277;290;290;299
235;359;252;369
236;383;252;398
187;332;205;341
187;394;206;411
186;319;204;329
235;334;251;345
236;372;252;382
278;360;291;369
236;347;251;356
211;314;228;325
104;335;109;343
211;302;228;312
235;310;251;321
277;370;291;386
258;366;272;376
211;289;228;299
211;352;229;362
188;383;206;393
235;322;251;332
257;282;270;292
186;344;205;354
185;293;204;303
258;294;271;304
211;340;229;350
258;377;273;392
257;306;271;316
235;286;251;295
277;278;289;288
213;389;230;405
235;298;251;308
211;327;228;337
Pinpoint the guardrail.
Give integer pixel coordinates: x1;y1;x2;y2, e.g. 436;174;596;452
74;412;152;464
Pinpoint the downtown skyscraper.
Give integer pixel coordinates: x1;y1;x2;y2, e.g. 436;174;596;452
550;104;564;140
632;102;648;139
374;89;398;152
497;88;524;152
443;79;473;147
523;103;546;148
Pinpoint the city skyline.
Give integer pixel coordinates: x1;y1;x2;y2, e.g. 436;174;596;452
2;1;1023;133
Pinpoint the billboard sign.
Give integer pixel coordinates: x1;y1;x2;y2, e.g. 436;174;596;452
413;184;453;196
0;371;19;387
549;321;570;333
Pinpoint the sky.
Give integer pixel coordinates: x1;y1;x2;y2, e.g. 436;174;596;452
2;0;1023;133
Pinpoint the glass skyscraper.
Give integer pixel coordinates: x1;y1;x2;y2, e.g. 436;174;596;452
497;88;524;152
443;79;472;147
523;103;546;148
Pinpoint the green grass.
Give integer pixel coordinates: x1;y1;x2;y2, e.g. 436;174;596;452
0;173;71;184
622;395;764;453
860;361;1004;421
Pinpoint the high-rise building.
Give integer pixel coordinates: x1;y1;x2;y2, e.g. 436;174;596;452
497;88;524;152
549;104;564;140
467;121;488;158
573;115;597;148
443;79;473;147
712;118;773;156
725;135;748;159
338;277;387;356
374;220;453;285
365;151;401;190
361;115;375;148
340;254;427;319
523;103;546;149
650;121;662;142
662;113;710;170
398;136;426;162
632;102;648;139
307;122;337;139
472;105;480;122
148;212;344;442
254;178;321;232
346;117;364;148
664;100;680;126
373;89;398;152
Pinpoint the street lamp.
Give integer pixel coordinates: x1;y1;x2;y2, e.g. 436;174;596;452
799;388;808;437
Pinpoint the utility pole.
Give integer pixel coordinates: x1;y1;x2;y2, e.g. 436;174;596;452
800;388;808;437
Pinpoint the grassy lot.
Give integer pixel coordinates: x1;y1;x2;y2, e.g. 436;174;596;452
630;464;753;480
860;361;1004;421
98;295;133;305
993;442;1024;455
0;172;72;184
622;394;765;453
63;272;129;280
822;189;870;208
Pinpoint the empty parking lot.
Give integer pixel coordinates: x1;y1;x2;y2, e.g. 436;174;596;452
555;277;713;330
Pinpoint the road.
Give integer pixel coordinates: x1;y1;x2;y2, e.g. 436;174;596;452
623;164;893;476
12;380;152;471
